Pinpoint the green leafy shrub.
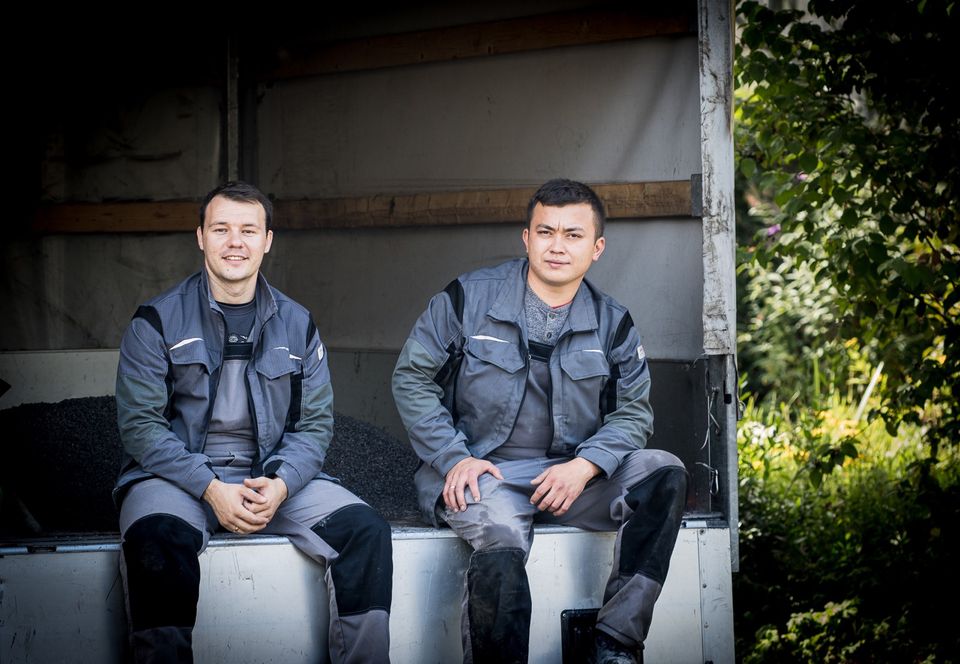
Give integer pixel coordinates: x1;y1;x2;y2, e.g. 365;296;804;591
735;0;960;457
736;397;960;662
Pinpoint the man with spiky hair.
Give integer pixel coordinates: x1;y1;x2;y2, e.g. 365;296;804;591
393;179;688;664
115;181;392;663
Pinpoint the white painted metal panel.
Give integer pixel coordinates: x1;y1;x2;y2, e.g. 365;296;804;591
193;542;329;662
0;544;129;663
699;527;737;663
0;526;731;664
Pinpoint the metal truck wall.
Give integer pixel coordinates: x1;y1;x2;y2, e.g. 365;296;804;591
0;526;735;664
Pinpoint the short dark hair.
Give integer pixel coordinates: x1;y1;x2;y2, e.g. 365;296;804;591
526;178;606;238
200;181;274;231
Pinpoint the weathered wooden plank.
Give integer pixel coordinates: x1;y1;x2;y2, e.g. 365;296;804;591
277;181;693;229
33;181;693;233
33;202;199;233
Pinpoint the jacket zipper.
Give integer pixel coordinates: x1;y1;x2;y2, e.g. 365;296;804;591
546;329;578;455
503;347;531;444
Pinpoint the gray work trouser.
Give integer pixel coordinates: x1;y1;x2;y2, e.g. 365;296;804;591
431;449;687;662
119;465;392;664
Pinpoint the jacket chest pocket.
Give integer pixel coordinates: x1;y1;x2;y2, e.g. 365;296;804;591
169;340;215;402
558;350;610;436
559;350;610;380
457;337;526;432
253;349;301;443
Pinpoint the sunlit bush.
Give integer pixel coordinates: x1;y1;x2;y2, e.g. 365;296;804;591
735;393;959;662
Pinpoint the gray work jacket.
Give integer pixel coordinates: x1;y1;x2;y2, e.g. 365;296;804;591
392;259;654;521
113;269;333;504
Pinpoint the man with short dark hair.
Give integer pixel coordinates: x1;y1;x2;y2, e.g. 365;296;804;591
115;181;392;663
392;178;687;664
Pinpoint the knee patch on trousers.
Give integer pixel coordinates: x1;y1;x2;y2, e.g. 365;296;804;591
122;514;203;631
467;548;531;664
619;466;688;584
311;504;393;615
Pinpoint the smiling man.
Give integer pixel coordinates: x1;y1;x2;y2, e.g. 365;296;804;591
392;179;688;664
114;181;392;663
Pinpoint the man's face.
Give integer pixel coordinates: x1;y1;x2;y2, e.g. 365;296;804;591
522;202;605;295
196;195;273;301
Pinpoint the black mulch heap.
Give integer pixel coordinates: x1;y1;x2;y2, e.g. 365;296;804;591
0;396;421;537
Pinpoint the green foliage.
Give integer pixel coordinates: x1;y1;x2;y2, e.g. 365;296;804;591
736;398;960;662
735;0;960;457
738;254;870;409
746;599;934;664
734;3;960;660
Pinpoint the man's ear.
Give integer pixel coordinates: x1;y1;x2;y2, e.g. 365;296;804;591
196;226;204;251
592;236;606;262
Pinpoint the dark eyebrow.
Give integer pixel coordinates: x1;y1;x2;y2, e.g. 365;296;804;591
208;220;261;229
535;223;586;234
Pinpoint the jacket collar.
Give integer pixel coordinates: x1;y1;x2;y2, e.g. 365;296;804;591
199;268;279;324
486;258;598;333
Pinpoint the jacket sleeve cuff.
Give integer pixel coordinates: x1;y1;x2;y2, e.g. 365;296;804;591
433;443;473;477
186;463;218;500
270;462;305;498
577;448;619;479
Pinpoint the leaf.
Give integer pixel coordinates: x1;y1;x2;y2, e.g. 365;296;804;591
839;208;859;228
741;157;758;178
878;215;897;235
798;152;819;173
810;468;823;488
780;182;807;205
841;440;859;460
866;241;888;265
833;187;852;205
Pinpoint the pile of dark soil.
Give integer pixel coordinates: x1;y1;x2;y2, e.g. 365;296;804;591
0;396;421;537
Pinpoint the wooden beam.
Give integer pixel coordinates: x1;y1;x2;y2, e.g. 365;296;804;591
598;181;693;221
276;181;693;230
34;201;199;233
32;181;693;234
257;8;696;80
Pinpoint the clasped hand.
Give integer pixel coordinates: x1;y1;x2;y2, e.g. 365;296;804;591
202;476;288;534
